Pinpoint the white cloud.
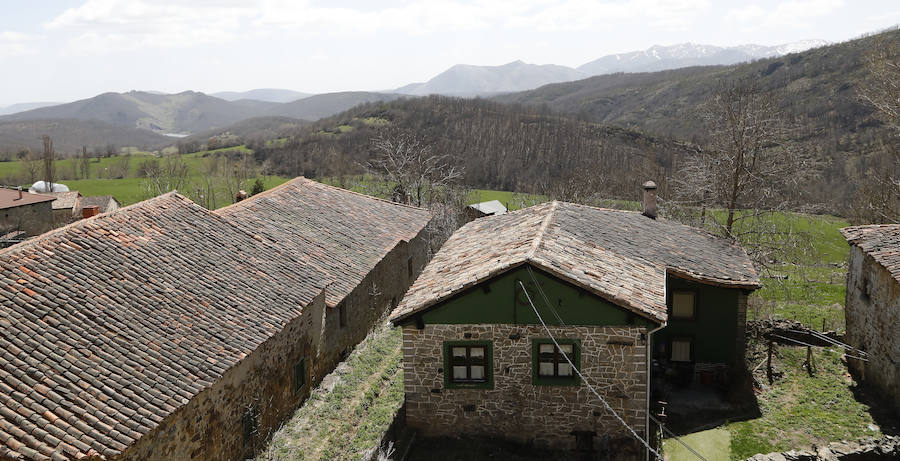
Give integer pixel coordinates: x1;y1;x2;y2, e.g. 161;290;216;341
44;0;714;54
0;31;38;58
726;0;845;29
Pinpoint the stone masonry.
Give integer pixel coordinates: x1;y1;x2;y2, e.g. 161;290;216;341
402;324;649;454
845;246;900;415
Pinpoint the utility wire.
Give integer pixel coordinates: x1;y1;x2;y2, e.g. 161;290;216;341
772;334;868;362
518;281;664;461
526;265;567;327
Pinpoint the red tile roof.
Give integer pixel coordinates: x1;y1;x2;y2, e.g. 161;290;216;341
216;177;432;307
0;193;329;460
392;201;760;324
0;189;55;210
841;224;900;283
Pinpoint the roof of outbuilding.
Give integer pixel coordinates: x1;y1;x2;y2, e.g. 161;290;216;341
0;189;55;210
391;201;760;324
47;191;81;210
468;200;507;216
0;192;329;460
215;177;432;307
841;224;900;283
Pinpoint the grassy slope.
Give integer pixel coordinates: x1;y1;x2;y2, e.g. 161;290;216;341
259;324;404;461
726;347;881;459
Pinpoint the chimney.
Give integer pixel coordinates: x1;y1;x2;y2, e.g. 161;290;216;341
82;205;100;219
235;190;248;202
642;181;658;219
15;187;22;201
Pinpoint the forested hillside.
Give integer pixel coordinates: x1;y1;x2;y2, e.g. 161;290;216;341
494;29;900;213
248;96;694;200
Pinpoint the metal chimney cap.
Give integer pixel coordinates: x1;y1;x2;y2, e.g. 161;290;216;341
642;181;658;190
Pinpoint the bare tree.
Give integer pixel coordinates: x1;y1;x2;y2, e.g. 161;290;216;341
42;135;55;191
366;133;463;207
141;155;191;199
667;80;821;270
855;36;900;223
19;149;40;184
79;146;91;179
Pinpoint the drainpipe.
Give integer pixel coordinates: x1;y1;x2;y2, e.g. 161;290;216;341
645;322;665;461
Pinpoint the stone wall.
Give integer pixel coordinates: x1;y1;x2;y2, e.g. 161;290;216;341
119;292;328;461
402;323;649;456
322;226;431;371
845;246;900;415
1;201;54;238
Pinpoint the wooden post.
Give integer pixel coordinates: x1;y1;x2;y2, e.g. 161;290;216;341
806;346;815;376
822;317;826;332
767;340;774;385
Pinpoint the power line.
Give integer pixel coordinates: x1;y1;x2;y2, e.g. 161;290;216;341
526;265;567;327
517;281;664;461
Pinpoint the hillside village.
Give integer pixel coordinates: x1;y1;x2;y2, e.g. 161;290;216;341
1;4;899;461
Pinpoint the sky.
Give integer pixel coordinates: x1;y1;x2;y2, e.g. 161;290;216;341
0;0;898;106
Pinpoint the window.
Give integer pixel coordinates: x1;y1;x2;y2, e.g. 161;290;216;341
671;338;692;362
671;291;696;319
338;302;347;328
293;358;306;393
532;339;580;385
443;341;492;389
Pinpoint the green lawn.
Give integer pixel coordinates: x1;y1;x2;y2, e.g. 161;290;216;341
726;347;881;459
663;427;730;461
58;175;289;207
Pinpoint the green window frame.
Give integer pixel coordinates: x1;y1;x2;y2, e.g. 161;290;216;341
532;338;581;386
443;340;493;389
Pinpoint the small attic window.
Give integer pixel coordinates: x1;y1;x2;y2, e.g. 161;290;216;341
671;291;696;320
293;358;306;393
339;302;347;328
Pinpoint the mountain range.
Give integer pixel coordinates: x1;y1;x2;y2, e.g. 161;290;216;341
0;38;834;152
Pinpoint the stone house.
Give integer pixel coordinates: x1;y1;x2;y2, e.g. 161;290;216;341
390;195;759;457
215;177;433;378
47;191;82;224
0;179;433;460
840;224;900;415
0;187;55;241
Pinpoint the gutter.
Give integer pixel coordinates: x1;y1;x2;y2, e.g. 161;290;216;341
645;322;665;461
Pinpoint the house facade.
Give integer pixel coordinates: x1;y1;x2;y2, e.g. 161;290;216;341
841;224;900;415
0;188;55;240
391;198;759;458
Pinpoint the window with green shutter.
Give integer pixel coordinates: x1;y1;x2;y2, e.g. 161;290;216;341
443;340;493;389
532;338;581;386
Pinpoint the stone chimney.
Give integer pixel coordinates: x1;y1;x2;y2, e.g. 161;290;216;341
642;181;657;219
82;205;100;219
235;190;248;202
15;187;22;201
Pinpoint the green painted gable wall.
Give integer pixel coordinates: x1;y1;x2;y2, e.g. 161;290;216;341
654;276;740;365
414;265;657;328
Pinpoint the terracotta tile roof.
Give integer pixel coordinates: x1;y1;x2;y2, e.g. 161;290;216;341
392;201;760;324
841;224;900;283
0;189;55;210
0;192;329;460
216;177;432;307
47;191;81;211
